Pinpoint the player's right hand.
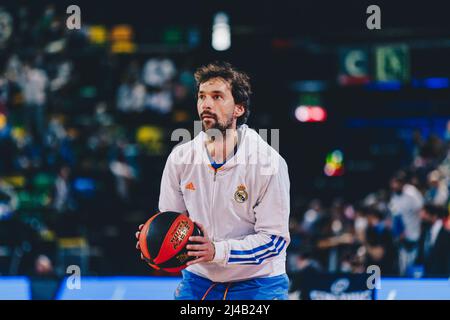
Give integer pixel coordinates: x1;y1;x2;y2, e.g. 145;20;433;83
135;224;144;260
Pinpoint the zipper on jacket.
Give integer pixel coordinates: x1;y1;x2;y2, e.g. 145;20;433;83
210;169;217;240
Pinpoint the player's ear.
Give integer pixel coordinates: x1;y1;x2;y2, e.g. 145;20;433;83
234;104;245;119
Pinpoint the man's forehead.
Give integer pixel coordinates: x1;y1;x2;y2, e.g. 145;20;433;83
199;77;231;91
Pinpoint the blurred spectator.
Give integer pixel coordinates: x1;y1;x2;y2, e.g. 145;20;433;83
0;74;9;115
52;165;75;213
19;60;48;144
414;134;446;170
34;254;54;276
142;57;176;88
416;204;450;277
411;129;424;162
49;57;72;93
353;205;368;244
388;171;422;275
109;141;137;202
5;54;22;83
0;8;13;48
142;57;176;114
300;199;324;237
424;170;449;207
144;87;173;114
316;199;354;273
403;175;425;209
116;73;146;113
14;133;43;171
364;207;398;275
288;248;323;300
0;179;18;220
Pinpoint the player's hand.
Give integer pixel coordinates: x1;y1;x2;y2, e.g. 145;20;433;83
135;224;144;260
186;221;215;266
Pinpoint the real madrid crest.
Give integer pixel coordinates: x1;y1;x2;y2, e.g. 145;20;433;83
234;184;248;203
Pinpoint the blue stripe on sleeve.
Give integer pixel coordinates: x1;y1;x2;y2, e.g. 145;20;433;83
228;237;286;264
229;235;278;255
238;241;287;265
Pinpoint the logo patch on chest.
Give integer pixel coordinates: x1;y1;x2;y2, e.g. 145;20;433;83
185;182;196;191
234;184;248;203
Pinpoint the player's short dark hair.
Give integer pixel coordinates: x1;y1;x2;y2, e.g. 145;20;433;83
194;61;252;126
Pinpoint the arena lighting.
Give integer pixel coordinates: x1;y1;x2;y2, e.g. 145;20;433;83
324;150;344;177
212;12;231;51
0;113;7;130
411;77;449;89
294;106;327;122
365;80;402;91
309;106;327;122
88;25;108;44
423;77;449;89
111;25;133;41
291;80;327;92
295;106;309;122
163;27;182;44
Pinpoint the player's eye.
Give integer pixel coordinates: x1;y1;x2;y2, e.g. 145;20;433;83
213;95;222;100
198;95;205;100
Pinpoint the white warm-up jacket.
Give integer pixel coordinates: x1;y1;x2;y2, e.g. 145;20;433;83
158;124;290;282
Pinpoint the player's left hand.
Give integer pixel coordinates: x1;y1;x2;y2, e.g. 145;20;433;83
186;221;215;266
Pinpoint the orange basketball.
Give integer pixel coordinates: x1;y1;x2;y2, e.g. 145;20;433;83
138;211;203;273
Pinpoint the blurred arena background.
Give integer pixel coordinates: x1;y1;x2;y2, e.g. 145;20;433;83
0;0;449;300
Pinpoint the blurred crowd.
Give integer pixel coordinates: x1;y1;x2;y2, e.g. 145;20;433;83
288;132;450;278
0;4;196;276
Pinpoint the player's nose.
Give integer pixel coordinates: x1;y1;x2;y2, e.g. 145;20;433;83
199;96;214;110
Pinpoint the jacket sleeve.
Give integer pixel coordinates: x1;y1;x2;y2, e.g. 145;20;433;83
212;157;291;265
158;151;187;213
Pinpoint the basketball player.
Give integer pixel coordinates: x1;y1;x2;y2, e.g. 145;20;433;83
136;61;291;300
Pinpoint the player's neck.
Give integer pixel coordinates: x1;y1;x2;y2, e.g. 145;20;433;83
206;129;238;164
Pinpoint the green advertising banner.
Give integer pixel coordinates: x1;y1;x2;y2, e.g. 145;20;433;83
375;45;410;82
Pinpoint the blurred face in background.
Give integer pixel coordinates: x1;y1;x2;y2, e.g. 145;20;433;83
420;208;435;226
427;170;440;188
35;255;53;275
60;166;70;180
354;210;368;231
367;214;380;227
310;199;322;212
390;178;403;195
197;77;244;133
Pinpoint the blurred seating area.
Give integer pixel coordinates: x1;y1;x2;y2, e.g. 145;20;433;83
0;4;197;276
288;133;450;278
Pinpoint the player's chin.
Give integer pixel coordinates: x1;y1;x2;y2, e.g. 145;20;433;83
201;122;211;130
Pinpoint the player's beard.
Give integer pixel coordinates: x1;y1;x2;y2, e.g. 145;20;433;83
202;115;234;136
